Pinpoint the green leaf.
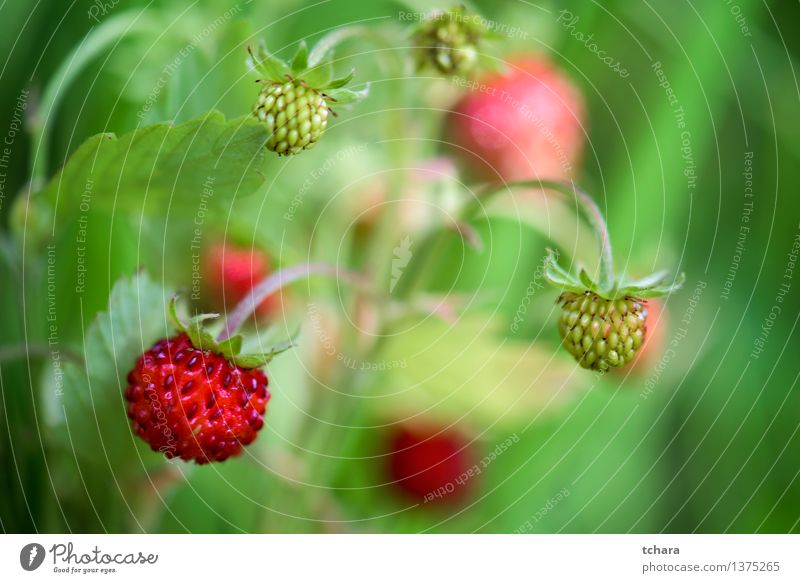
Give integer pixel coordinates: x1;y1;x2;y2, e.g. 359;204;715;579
367;314;587;434
290;40;309;76
55;272;173;469
32;111;270;236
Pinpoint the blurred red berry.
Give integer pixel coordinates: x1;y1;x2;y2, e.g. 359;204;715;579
386;424;476;505
445;55;586;183
125;333;270;464
203;242;279;318
628;299;667;375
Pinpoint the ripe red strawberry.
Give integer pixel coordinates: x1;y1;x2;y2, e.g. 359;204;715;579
124;298;291;464
386;424;475;505
445;55;585;182
125;334;269;464
204;243;278;319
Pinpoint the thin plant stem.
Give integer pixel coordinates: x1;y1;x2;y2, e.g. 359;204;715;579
464;179;615;290
217;263;365;342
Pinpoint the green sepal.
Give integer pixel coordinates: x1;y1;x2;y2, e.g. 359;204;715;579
620;270;670;291
290;40;309;76
249;33;368;106
543;250;685;300
543;249;584;293
216;334;243;357
168;296;293;369
233;338;296;369
578;268;599;293
184;314;220;352
324;69;355;90
304;58;334;88
247;41;290;80
625;273;686;298
169;296;218;351
326;85;370;105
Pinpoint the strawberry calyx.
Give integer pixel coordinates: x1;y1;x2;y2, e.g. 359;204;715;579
247;37;369;110
462;179;685;301
247;35;369;154
168;297;294;370
543;248;686;301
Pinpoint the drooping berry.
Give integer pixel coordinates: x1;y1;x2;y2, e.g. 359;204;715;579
557;292;647;372
247;37;368;156
412;7;486;75
124;297;292;464
386;424;476;505
538;192;684;374
254;79;329;155
125;334;270;464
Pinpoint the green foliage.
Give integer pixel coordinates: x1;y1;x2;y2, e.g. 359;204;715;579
30;111;269;233
1;0;799;535
369;314;587;433
52;272;172;470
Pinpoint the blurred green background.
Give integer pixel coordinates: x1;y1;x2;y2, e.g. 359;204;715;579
1;0;799;533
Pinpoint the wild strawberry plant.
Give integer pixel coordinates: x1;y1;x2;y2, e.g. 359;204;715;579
5;3;686;532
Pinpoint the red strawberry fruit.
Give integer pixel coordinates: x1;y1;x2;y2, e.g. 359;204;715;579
125;299;290;464
445;55;586;183
386;423;476;505
204;242;278;318
126;334;269;464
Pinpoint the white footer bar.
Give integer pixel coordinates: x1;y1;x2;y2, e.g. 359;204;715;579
1;534;797;582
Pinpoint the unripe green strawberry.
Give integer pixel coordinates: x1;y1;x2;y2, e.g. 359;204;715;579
254;80;329;155
557;291;647;372
413;7;486;75
539;183;684;372
247;37;368;156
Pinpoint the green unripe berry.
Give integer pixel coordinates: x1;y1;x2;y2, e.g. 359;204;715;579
413;8;484;75
557;291;649;372
253;80;330;155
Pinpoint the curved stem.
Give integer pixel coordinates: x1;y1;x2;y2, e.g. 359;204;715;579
29;11;155;182
464;179;615;291
217;263;366;342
